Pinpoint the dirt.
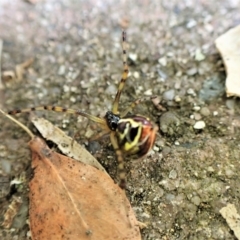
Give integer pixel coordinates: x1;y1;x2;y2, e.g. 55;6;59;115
0;0;240;239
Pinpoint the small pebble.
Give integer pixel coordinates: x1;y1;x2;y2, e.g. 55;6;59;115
144;89;152;96
187;88;196;96
65;44;72;53
1;160;11;174
165;193;175;201
129;53;138;61
207;166;214;172
174;95;181;102
70;96;76;103
133;71;140;79
160;112;180;134
191;195;201;206
153;145;160;152
163;89;175;101
63;85;70;92
200;107;211;116
187;68;198;76
36;78;44;83
195;48;205;61
186;19;197;28
157;69;168;80
87;141;101;154
194;113;202;120
158;57;167;66
226;99;235;109
169;170;177;179
175;71;182;77
141;212;150;218
106;85;117;95
58;65;66;75
162;146;171;157
193;106;200;111
193;120;206;129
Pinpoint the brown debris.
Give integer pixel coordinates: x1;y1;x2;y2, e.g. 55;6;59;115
1;196;23;229
28;137;141;240
2;58;34;84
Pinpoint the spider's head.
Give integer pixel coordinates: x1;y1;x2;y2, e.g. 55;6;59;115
105;111;120;131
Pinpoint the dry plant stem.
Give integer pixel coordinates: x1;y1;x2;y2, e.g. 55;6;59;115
0;39;3;90
0;39;4;110
0;108;34;139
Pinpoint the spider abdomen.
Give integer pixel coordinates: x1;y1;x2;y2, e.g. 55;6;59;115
116;116;158;158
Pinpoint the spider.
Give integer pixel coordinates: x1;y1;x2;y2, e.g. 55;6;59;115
8;30;158;189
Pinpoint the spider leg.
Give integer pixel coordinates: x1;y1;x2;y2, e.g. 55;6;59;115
112;30;129;115
120;98;141;117
88;129;111;142
110;132;126;190
71;128;110;151
121;95;159;118
8;106;107;125
71;116;111;146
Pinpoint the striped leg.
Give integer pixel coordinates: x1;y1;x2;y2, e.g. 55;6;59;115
112;30;129;115
8;106;107;127
110;132;126;190
120;98;141;118
121;95;160;118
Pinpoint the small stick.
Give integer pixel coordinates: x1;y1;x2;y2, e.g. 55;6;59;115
0;39;4;110
0;39;3;90
0;108;34;139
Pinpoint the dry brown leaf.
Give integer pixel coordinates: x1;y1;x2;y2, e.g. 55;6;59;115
29;137;141;240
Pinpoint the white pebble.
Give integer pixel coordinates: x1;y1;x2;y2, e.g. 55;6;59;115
194;121;206;129
187;88;196;96
158;57;167;66
129;53;138;61
58;65;66;75
144;89;152;96
193;106;201;111
174;95;181;102
195;48;205;61
133;71;140;79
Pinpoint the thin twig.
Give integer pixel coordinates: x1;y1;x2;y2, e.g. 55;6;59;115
0;108;34;139
0;39;3;90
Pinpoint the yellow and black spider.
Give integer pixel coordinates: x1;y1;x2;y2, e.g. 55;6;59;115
8;30;158;189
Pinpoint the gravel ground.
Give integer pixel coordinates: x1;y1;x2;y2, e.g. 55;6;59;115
0;0;240;239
